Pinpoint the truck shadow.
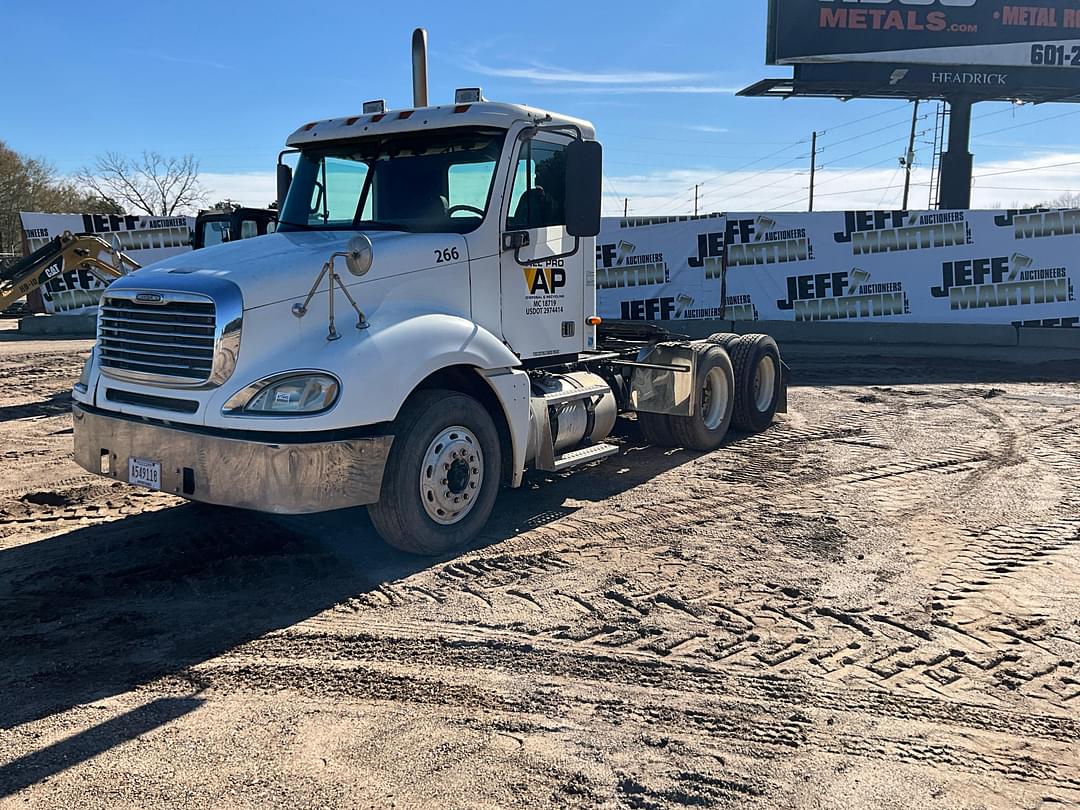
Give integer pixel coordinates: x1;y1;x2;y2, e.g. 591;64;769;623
0;391;72;422
0;504;424;735
0;427;701;745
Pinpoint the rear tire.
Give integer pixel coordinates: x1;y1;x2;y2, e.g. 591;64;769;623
636;410;677;447
368;389;502;556
729;334;782;433
668;345;735;451
707;332;740;352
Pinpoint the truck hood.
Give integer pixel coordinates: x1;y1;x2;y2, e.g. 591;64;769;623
119;230;471;310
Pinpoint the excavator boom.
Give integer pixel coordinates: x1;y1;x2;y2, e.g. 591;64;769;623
0;231;140;311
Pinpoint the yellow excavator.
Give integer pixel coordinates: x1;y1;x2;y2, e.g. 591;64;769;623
0;231;140;312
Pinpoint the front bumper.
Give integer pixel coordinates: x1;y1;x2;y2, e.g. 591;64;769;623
72;405;393;514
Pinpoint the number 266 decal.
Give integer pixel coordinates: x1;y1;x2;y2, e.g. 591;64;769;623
434;247;461;263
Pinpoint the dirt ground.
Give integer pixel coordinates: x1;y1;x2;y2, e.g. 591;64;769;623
0;320;1078;809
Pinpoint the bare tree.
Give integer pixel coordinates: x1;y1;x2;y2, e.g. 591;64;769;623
1044;191;1080;210
77;152;206;217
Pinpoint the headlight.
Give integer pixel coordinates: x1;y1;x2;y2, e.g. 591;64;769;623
74;348;94;393
223;372;340;415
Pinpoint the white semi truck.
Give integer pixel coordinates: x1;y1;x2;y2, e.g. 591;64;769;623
72;30;786;555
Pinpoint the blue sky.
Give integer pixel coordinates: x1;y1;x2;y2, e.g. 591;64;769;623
4;0;1079;214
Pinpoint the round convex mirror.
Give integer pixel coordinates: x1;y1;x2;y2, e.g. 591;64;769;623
345;234;373;277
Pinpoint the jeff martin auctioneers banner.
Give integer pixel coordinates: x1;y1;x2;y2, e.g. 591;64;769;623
19;212;194;315
597;209;1079;328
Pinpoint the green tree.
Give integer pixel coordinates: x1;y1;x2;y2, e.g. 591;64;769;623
0;140;120;256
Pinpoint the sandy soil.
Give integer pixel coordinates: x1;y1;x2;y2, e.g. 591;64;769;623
0;327;1078;809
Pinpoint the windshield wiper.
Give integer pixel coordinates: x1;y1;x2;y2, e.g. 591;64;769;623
276;218;315;231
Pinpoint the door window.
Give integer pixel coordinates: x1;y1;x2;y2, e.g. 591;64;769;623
506;140;568;230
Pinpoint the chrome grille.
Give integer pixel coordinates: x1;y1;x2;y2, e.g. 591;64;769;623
99;294;216;384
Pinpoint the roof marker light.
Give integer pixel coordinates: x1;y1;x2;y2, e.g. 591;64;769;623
455;88;484;104
398;110;414;120
362;99;387;115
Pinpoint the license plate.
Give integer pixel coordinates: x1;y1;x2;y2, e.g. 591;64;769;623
128;457;162;490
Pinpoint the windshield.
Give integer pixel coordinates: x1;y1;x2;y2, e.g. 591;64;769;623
279;127;506;234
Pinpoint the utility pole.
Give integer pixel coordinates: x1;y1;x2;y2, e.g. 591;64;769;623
694;184;699;216
902;99;920;210
808;131;818;212
623;197;628;218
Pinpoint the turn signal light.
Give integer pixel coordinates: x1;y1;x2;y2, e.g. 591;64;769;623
586;316;602;326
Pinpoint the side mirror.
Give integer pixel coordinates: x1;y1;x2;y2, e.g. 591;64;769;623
276;164;293;211
344;234;373;277
564;139;602;238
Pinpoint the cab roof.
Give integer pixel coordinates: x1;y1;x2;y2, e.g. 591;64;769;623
285;101;596;148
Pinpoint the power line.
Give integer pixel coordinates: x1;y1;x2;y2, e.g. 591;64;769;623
974;158;1080;180
816;102;914;135
817;114;921;151
975;108;1080;138
649;138;810;214
693;153;811;207
877;166;904;208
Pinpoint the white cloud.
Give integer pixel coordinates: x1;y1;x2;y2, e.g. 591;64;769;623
119;49;233;71
200;172;277;209
688;125;731;134
605;153;1080;216
465;60;706;85
195;155;1080;220
532;85;738;95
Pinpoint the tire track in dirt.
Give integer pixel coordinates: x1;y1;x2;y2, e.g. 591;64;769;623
172;632;1080;796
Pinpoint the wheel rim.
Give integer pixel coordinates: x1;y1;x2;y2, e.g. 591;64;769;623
700;367;730;430
753;356;777;413
419;426;484;526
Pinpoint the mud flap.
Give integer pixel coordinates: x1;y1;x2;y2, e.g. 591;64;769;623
776;360;791;415
629;342;698;417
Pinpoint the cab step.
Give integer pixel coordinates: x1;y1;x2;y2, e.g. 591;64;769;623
548;442;619;473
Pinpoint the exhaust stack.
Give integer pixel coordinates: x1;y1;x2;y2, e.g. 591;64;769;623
411;28;429;108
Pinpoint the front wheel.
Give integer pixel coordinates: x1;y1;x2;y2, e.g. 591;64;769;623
368;389;502;556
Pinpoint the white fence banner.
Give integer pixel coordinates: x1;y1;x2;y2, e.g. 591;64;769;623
599;210;1079;328
19;212;194;315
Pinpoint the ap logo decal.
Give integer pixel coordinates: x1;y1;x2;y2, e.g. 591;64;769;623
522;265;566;295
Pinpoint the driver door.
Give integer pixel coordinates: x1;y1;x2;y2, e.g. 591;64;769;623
499;134;586;360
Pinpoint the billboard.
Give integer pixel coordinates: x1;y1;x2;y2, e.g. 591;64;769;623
597;210;1080;328
768;0;1080;68
19;212;194;315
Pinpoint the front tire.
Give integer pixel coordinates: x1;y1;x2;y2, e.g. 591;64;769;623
368;389;502;556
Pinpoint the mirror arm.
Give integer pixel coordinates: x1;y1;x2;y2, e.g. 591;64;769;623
508;237;581;267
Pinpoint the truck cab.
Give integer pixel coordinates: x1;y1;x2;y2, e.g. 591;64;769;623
71;34;785;555
191;207;277;250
